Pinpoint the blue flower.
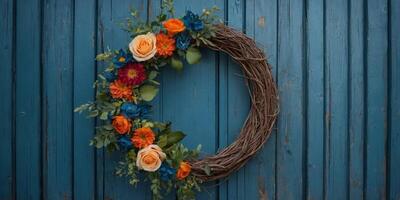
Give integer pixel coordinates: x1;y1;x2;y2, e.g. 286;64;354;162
182;11;204;32
103;71;117;82
118;136;132;150
120;102;151;119
176;32;191;50
112;49;132;68
159;163;176;181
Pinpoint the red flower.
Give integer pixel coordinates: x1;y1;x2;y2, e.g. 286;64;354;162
118;63;147;86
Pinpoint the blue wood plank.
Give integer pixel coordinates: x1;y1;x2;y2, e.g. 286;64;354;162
0;0;14;199
15;0;42;199
366;0;388;199
389;0;400;199
98;0;151;199
161;1;222;199
42;0;74;198
221;0;249;200
73;0;97;199
325;0;349;198
306;0;324;199
349;0;365;199
276;0;305;199
244;0;278;199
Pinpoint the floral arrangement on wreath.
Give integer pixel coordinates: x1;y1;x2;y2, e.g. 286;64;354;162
75;1;220;199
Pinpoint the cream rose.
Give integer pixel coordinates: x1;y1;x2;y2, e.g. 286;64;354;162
136;144;166;172
129;32;157;62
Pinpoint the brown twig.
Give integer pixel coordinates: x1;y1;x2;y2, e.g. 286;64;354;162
190;24;279;181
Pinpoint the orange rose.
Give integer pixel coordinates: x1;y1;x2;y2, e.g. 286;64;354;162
176;161;191;180
129;32;157;61
112;115;131;134
136;145;166;172
163;19;185;36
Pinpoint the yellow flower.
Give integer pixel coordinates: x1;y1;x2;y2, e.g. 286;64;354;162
129;32;157;61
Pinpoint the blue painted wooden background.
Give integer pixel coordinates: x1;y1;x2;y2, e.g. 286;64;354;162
0;0;399;199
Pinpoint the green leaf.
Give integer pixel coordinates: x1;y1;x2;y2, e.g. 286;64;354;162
157;135;168;148
170;57;183;71
148;70;158;80
167;131;186;144
139;85;159;101
204;164;211;176
185;47;202;64
100;112;109;120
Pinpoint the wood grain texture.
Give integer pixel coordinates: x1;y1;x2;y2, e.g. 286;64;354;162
245;0;277;199
0;0;14;199
325;0;349;198
15;0;42;199
365;0;388;199
42;0;74;199
0;0;398;199
389;1;400;199
349;0;365;199
306;0;324;199
73;0;96;199
276;0;305;199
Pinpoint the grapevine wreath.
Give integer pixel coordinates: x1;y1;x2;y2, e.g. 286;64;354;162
75;1;278;199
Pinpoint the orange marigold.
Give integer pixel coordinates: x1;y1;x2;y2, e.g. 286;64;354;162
131;127;156;148
156;33;176;57
109;80;133;100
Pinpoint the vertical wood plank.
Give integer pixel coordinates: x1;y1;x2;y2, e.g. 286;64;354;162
42;0;74;198
0;0;14;199
222;0;249;200
244;0;278;199
161;1;223;199
306;0;324;199
15;0;42;199
325;0;349;198
349;0;365;199
389;0;400;199
365;0;388;199
73;0;97;199
276;0;305;199
97;0;151;199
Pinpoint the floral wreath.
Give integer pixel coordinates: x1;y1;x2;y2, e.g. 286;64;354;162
75;1;278;199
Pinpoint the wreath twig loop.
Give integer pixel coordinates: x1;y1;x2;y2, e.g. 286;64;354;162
191;24;279;181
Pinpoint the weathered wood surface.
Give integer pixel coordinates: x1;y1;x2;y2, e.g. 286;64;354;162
0;0;398;199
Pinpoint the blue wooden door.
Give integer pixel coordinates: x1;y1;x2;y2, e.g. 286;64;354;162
1;0;399;199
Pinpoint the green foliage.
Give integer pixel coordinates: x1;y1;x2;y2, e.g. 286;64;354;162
170;57;183;71
74;0;223;199
139;85;159;101
185;47;202;64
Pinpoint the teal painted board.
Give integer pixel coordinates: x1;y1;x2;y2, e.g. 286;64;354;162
349;0;365;199
276;0;305;199
97;0;152;199
366;0;388;199
42;0;74;199
325;0;349;198
306;0;324;199
161;0;220;199
244;0;277;199
1;0;400;199
73;0;97;199
253;0;278;198
15;0;42;199
390;0;400;199
0;0;14;199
